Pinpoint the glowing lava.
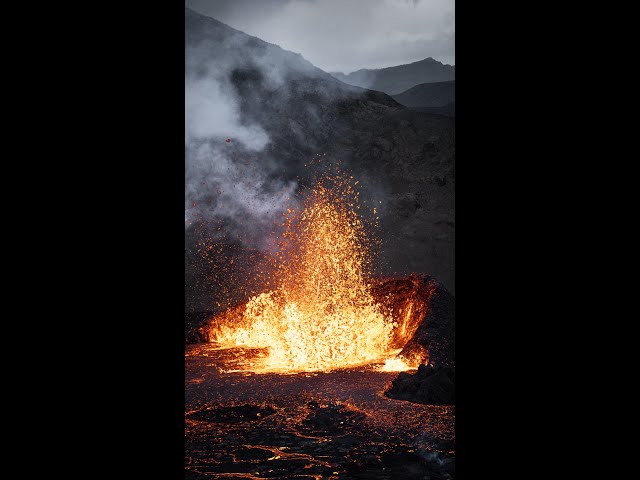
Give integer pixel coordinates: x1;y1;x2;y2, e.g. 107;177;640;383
209;173;415;372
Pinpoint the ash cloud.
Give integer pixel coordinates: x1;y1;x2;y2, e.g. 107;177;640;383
185;19;300;251
185;77;269;149
184;8;376;250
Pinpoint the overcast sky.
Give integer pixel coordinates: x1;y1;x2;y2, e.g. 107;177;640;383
185;0;454;74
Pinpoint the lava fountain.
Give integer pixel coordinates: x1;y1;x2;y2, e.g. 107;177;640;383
207;172;421;373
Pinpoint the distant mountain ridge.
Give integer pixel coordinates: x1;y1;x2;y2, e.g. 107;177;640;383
392;81;455;108
410;102;455;117
330;57;455;95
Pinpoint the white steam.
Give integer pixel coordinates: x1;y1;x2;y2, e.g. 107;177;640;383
184;33;301;250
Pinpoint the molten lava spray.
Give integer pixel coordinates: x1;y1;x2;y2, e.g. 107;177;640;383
211;172;412;372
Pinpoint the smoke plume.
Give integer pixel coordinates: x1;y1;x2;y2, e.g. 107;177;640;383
185;15;301;251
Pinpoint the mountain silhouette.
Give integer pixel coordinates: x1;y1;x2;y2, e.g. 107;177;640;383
331;58;455;95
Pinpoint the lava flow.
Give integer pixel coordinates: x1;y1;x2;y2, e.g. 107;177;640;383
207;173;419;373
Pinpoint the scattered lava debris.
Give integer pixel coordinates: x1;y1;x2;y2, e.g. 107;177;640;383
187;404;277;424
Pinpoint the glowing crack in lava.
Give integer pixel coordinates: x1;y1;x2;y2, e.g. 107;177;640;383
209;173;415;373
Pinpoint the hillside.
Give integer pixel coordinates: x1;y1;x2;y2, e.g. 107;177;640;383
185;8;455;312
392;80;455;108
330;57;455;95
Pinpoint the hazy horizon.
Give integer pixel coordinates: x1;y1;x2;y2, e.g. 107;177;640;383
185;0;455;74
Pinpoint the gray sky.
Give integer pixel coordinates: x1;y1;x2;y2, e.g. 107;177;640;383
185;0;455;74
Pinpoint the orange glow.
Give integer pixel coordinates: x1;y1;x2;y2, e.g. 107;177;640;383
209;173;419;372
378;356;414;372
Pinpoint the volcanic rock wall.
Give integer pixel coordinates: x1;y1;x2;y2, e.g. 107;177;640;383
372;274;455;368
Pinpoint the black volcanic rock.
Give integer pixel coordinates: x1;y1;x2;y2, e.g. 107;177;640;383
300;403;366;436
185;311;214;343
331;58;455;95
372;274;455;367
399;276;455;368
392;80;455;108
386;364;455;405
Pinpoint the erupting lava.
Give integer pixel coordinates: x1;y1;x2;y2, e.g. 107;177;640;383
209;172;415;373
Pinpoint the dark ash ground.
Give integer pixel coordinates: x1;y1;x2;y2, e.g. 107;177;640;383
186;344;455;479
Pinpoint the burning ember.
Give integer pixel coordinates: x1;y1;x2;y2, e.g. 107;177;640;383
207;172;422;373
